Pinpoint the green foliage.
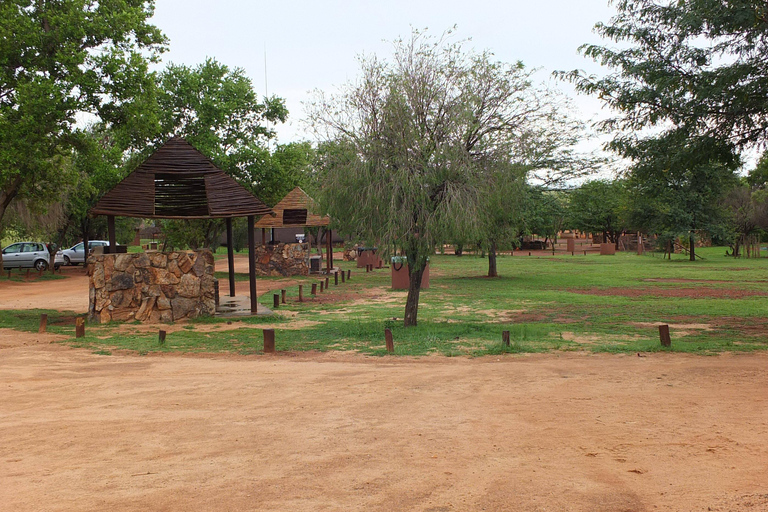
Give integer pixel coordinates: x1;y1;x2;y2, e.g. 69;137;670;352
561;0;768;151
310;29;592;323
624;133;739;255
149;59;313;249
567;180;627;244
0;0;166;236
524;187;568;242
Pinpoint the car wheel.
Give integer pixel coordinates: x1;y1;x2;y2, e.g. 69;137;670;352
34;259;48;271
63;255;71;266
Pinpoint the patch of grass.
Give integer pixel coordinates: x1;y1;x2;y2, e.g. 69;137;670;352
4;246;766;356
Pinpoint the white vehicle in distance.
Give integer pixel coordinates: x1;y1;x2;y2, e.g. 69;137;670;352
56;240;111;266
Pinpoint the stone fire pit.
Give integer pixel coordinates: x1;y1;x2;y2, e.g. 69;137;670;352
88;250;216;323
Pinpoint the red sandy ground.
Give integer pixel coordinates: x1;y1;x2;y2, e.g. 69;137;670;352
1;256;767;511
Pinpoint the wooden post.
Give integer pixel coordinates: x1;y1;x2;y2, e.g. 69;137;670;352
334;272;339;286
347;270;351;280
281;289;286;304
311;283;317;295
75;317;85;338
659;324;671;347
107;215;116;252
261;228;267;246
39;314;47;333
326;229;333;274
273;294;280;309
263;329;275;353
226;217;236;298
159;330;166;345
248;215;258;314
298;285;303;302
502;330;510;347
325;277;329;289
384;328;394;353
366;265;370;273
320;281;324;292
341;271;345;283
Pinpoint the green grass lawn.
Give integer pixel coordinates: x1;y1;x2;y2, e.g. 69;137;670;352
3;246;767;356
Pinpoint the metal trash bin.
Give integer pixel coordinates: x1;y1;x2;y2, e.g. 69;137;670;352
310;256;322;273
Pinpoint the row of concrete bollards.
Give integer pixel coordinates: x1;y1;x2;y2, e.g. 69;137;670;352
272;269;352;309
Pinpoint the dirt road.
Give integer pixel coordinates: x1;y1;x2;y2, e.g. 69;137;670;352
0;255;297;313
1;332;766;512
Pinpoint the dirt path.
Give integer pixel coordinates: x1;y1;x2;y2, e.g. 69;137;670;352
0;255;312;313
1;333;766;512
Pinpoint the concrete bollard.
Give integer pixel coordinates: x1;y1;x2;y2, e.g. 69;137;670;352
659;324;671;347
263;329;275;353
75;317;85;338
385;328;394;353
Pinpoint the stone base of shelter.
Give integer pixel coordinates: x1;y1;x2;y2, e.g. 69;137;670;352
88;250;216;323
254;243;309;276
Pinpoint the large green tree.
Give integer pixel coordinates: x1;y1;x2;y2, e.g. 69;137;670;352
0;0;166;266
561;0;768;153
152;59;309;249
625;134;739;260
567;179;628;248
310;31;581;325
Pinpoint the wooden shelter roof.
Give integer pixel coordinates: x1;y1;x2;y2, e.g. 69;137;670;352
254;187;330;228
90;137;272;219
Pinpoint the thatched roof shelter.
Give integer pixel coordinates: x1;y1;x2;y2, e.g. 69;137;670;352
91;137;271;219
255;187;336;273
89;137;274;315
254;187;330;228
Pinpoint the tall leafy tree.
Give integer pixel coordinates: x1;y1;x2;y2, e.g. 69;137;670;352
625;134;739;260
152;58;296;248
309;30;585;325
567;179;627;248
561;0;768;152
0;0;166;267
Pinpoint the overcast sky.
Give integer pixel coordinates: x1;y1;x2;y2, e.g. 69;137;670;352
150;0;618;145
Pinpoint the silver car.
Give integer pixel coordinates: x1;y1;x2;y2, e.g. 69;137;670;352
56;240;110;266
2;242;53;271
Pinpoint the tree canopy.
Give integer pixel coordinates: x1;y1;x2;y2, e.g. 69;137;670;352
310;30;591;325
561;0;768;153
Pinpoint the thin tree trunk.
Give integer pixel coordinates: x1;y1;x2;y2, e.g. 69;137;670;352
0;176;25;270
404;252;426;327
689;234;695;261
455;243;463;256
488;240;498;278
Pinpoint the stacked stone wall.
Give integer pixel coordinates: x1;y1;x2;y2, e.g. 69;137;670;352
88;250;216;323
254;243;308;276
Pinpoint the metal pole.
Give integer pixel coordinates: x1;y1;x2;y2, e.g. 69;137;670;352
226;217;236;297
248;215;258;314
